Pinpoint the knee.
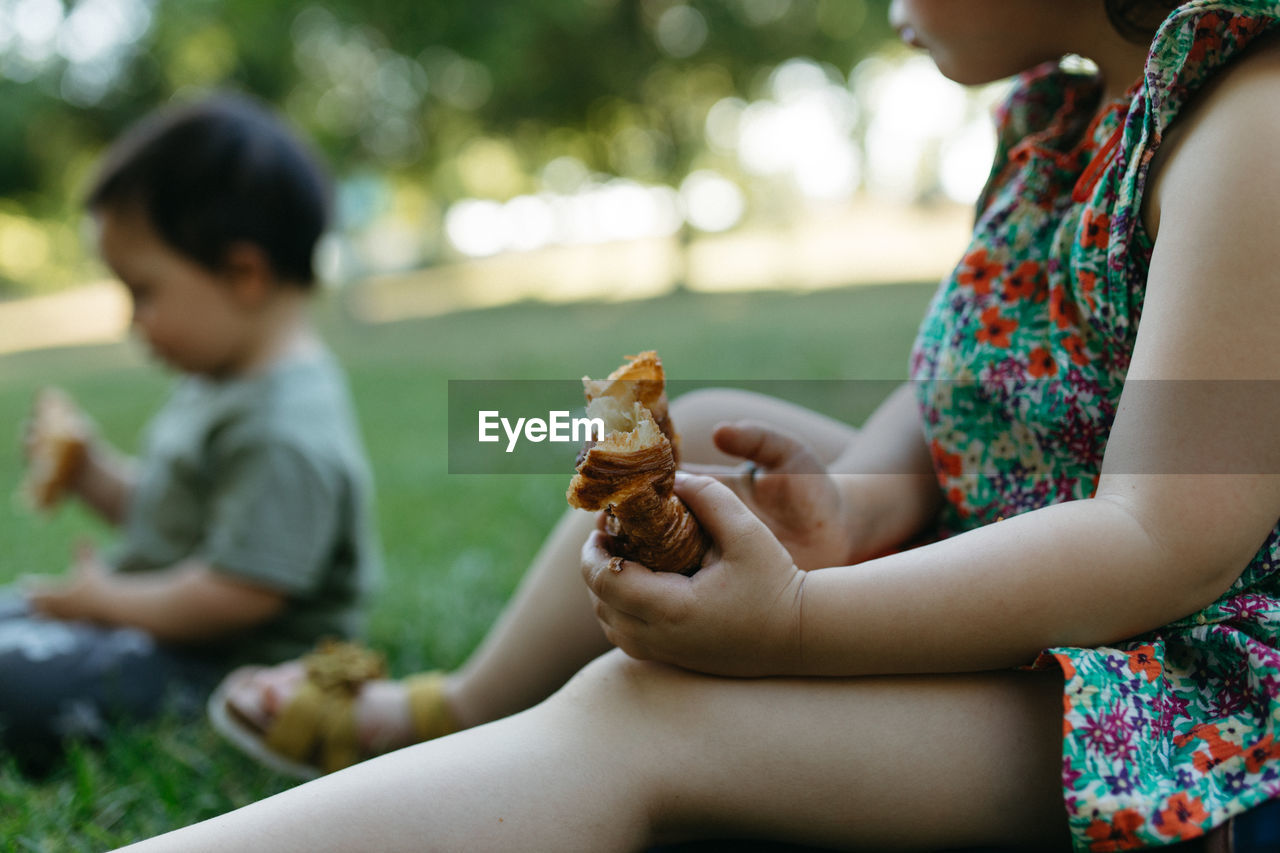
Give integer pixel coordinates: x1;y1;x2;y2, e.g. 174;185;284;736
555;649;699;730
669;387;759;425
669;388;770;464
558;648;651;709
548;651;688;788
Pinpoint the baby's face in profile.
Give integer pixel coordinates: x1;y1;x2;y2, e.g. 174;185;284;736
94;205;256;378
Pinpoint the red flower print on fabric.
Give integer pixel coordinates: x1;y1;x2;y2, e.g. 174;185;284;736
1050;287;1081;330
1190;14;1225;64
1078;270;1099;312
1080;209;1110;249
1003;261;1044;302
946;487;969;518
1126;645;1161;682
1061;334;1091;367
1153;792;1209;841
975;305;1017;348
1244;734;1280;774
957;249;1002;295
1027;347;1058;378
1175;723;1243;774
930;440;964;479
1085;808;1145;852
1228;16;1262;39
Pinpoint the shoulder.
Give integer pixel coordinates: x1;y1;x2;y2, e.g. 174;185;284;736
1131;33;1280;382
1146;32;1280;239
232;353;354;425
213;364;358;462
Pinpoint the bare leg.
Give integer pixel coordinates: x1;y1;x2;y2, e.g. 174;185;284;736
229;389;865;745
668;387;861;467
444;507;608;726
134;651;1069;852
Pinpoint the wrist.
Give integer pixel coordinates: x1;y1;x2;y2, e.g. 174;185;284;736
838;473;943;564
68;437;101;499
785;566;812;674
835;475;879;564
80;575;118;625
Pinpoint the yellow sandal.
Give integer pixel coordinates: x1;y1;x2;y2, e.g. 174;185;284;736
209;640;457;779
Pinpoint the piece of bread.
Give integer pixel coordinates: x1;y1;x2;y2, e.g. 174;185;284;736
581;349;680;464
567;352;708;574
22;388;88;511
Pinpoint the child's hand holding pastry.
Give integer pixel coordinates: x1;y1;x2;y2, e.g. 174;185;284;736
581;471;806;677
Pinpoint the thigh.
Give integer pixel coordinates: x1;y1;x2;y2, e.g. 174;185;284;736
0;613;220;744
570;651;1071;851
671;388;861;467
115;653;1068;853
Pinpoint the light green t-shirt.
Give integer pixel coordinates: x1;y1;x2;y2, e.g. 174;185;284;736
110;350;381;666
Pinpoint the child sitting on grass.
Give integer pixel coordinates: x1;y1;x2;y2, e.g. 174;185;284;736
0;94;380;766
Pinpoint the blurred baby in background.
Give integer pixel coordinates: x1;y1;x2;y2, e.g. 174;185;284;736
1;93;380;769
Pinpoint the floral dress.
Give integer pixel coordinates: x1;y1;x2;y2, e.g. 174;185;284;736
907;2;1280;849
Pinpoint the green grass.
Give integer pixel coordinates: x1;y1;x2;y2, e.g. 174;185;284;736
0;281;935;850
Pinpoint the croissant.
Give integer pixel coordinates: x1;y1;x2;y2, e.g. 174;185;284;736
580;349;680;464
567;352;708;575
22;388;88;511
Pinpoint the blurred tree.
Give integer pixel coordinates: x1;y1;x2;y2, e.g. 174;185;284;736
0;0;894;294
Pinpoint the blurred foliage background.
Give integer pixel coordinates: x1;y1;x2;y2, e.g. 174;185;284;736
0;0;1007;309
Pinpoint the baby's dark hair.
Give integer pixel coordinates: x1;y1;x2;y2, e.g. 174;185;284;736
86;93;331;288
1105;0;1183;42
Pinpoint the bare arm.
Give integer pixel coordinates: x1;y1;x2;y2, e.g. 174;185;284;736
828;382;942;562
72;438;138;526
585;45;1280;677
27;556;287;644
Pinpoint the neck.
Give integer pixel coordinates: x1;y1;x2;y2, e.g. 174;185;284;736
231;291;319;379
1080;12;1152;101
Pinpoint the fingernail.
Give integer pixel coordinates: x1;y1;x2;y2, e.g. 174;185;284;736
674;470;689;484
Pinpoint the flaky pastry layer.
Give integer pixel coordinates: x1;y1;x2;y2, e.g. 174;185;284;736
567;353;707;574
